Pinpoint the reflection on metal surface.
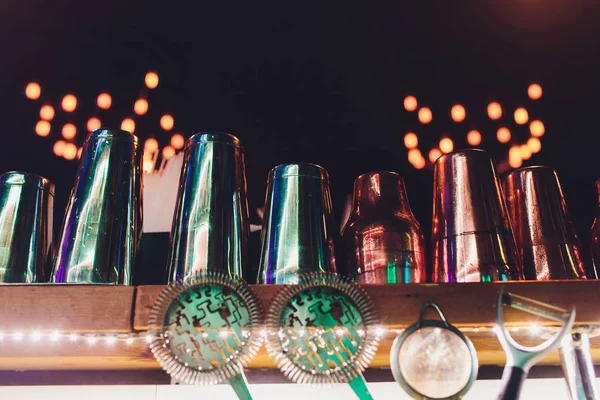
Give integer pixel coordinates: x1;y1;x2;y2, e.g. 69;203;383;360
342;171;426;284
432;149;522;282
504;166;588;280
560;332;600;400
257;164;336;284
590;180;600;279
52;128;142;284
0;172;54;283
167;133;250;282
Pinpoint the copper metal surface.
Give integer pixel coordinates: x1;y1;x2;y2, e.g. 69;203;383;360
590;180;600;279
342;171;426;283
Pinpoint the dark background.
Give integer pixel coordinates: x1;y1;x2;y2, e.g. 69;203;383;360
1;1;599;263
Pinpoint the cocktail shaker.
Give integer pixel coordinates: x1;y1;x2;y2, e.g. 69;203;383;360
589;180;600;279
504;166;587;280
432;149;522;282
257;163;336;284
52;128;142;284
0;172;54;283
167;132;250;282
342;171;426;283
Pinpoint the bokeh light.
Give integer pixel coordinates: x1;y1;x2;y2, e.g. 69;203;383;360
53;140;66;157
439;137;454;154
497;127;511;143
40;105;54;121
97;93;112;109
527;137;542;153
145;72;159;89
144;138;159;152
514;108;529;125
160;114;174;131
35;120;51;137
467;130;481;146
520;144;532;160
134;99;149;115
509;146;522;169
87;117;101;132
450;104;466;122
162;146;176;160
170;134;185;149
25;82;41;100
63;143;77;160
62;123;76;140
413;156;426;170
408;149;421;165
530;120;545;137
143;160;154;173
404;132;418;149
528;83;542;100
429;148;442;163
418;107;432;124
121;118;135;133
404;96;418;112
487;102;502;120
62;94;77;112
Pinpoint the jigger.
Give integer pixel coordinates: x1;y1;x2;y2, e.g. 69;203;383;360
257;163;336;284
0;172;54;283
432;149;522;282
503;166;587;280
342;171;426;283
167;132;250;283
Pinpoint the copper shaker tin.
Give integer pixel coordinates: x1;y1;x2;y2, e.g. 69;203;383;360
589;180;600;279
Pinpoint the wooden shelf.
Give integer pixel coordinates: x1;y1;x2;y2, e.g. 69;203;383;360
0;281;599;370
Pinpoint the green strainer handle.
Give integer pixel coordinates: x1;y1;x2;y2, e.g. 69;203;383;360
349;374;374;400
229;372;253;400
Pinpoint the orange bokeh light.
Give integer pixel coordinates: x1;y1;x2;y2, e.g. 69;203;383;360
514;108;529;125
25;82;41;100
121;118;135;133
97;93;112;109
439;138;454;154
528;83;542;100
404;132;418;149
145;138;159;152
404;96;418;112
62;94;77;112
487;102;502;120
134;99;149;115
63;143;77;160
451;104;466;123
418;107;432;124
143;159;154;173
467;130;481;146
527;137;542;153
87;117;101;132
145;72;159;89
429;148;442;163
40;105;54;121
530;120;545;137
53;140;66;157
520;144;532;160
35;120;51;137
497;127;511;143
62;123;76;140
162;146;176;160
413;157;426;169
160;114;174;131
509;146;522;169
171;134;185;149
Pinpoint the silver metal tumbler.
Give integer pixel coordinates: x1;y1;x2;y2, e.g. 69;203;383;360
167;132;250;282
52;128;142;284
0;172;54;283
257;163;337;284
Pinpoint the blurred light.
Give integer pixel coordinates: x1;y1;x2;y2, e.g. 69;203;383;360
13;332;23;341
514;108;529;125
160;114;174;131
530;120;545;137
35;120;51;137
77;147;82;159
121;118;135;133
40;105;54;121
25;82;41;100
509;146;522;169
145;138;159;152
106;336;117;345
520;144;532;160
408;149;421;165
404;132;418;149
450;104;466;122
87;336;97;345
403;96;418;112
467;130;482;146
439;138;454;154
418;107;432;124
170;134;185;149
134;98;149;115
69;333;78;342
429;148;442;163
528;83;542;100
63;143;77;160
145;72;159;89
31;331;42;342
53;140;66;156
527;137;542;153
87;117;101;132
497;127;511;143
162;146;176;160
414;157;426;170
62;123;76;140
145;334;153;344
62;94;77;112
97;93;112;109
529;325;541;335
375;327;385;337
487;102;502;120
126;337;134;345
50;331;60;342
143;159;154;173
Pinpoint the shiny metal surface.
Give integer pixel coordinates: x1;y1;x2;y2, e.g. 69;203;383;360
560;332;600;400
589;180;600;279
432;149;522;282
342;171;426;283
0;172;54;283
503;166;587;280
167;132;250;282
52;128;142;284
257;163;336;284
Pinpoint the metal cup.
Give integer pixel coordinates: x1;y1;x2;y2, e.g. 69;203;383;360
503;166;587;280
257;163;337;284
52;128;142;284
0;172;54;283
589;180;600;279
432;149;522;282
167;132;250;282
342;171;426;283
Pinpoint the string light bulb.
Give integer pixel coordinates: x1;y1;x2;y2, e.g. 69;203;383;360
497;127;511;143
509;146;522;169
134;99;148;115
527;137;542;153
528;83;542;100
514;108;529;125
414;156;426;170
160;114;174;131
170;134;185;150
418;107;432;124
142;159;154;173
487;102;502;120
97;93;112;109
145;72;159;89
404;132;418;149
121;118;135;133
530;120;545;137
520;144;532;160
62;94;77;112
403;96;418;112
35;120;51;137
439;137;454;154
162;145;176;160
450;104;466;122
63;143;77;160
144;138;159;152
62;123;76;140
53;140;66;156
429;148;442;163
25;82;41;100
87;117;101;132
467;130;482;146
40;105;54;121
408;149;422;165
